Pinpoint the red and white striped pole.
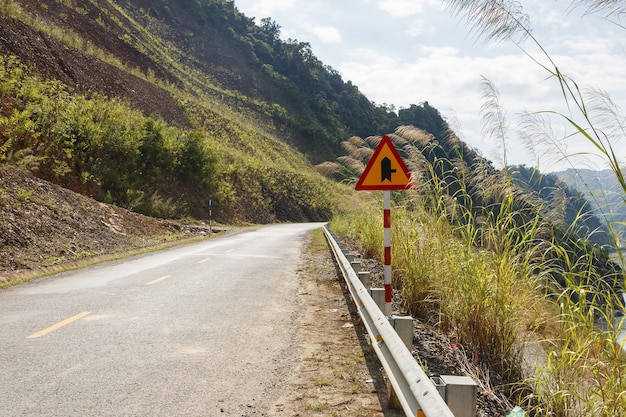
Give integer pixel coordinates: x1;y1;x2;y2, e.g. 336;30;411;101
354;135;410;317
207;199;213;233
383;190;392;316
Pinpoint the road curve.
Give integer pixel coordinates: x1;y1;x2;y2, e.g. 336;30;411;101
0;223;325;416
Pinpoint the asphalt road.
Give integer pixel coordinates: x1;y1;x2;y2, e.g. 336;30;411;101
0;223;325;416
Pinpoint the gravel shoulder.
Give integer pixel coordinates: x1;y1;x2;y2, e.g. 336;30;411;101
265;229;403;417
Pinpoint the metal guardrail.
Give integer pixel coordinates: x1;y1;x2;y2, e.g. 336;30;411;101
323;225;455;417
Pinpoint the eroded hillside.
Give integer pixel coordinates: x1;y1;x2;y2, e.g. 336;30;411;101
0;0;190;126
0;165;209;283
0;0;351;223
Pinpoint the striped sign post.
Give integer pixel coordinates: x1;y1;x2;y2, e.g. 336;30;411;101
383;190;393;316
207;199;213;233
355;135;411;316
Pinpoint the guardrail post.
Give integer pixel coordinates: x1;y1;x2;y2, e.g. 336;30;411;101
370;288;385;313
389;315;414;351
345;252;357;262
357;271;371;290
440;375;477;417
351;260;362;273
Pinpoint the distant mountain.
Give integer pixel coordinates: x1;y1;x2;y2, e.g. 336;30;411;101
556;169;626;243
507;165;613;247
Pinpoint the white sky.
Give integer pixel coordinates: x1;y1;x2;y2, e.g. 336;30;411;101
233;0;626;172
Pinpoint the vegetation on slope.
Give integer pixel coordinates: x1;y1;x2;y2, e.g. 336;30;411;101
0;0;451;224
0;52;335;222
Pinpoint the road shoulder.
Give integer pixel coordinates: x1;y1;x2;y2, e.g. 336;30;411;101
264;229;402;417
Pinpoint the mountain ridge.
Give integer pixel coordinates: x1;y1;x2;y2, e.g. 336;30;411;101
556;168;626;242
0;0;454;224
0;0;454;280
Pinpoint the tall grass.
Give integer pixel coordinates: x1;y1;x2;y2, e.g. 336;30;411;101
526;248;626;416
437;2;626;411
329;127;625;415
331;191;537;394
331;205;382;260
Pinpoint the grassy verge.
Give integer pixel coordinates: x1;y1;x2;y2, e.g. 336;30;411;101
330;190;625;416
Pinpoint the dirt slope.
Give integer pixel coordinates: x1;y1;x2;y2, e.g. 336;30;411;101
0;165;209;283
1;0;194;123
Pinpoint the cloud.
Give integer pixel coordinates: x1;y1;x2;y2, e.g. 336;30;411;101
404;18;434;37
375;0;425;18
238;0;297;18
337;47;573;167
561;36;615;55
305;24;342;44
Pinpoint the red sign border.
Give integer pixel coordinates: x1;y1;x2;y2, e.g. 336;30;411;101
355;135;411;191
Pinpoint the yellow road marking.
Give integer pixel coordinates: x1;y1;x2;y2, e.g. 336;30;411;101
197;257;212;264
27;311;91;339
146;275;172;285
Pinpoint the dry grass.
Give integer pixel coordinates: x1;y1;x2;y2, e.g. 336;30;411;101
329;125;626;415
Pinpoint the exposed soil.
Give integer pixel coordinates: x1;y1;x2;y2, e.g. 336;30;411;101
0;0;276;130
0;165;211;284
0;0;191;127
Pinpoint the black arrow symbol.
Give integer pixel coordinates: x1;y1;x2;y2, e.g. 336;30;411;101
381;157;396;182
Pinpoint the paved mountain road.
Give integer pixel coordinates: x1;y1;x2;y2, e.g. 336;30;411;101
0;223;326;416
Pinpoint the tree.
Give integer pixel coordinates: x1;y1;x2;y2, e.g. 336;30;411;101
259;17;281;43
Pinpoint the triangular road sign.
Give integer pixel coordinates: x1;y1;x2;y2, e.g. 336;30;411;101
355;135;411;190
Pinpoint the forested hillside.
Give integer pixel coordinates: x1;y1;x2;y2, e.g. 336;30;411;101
0;0;445;223
510;165;612;247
